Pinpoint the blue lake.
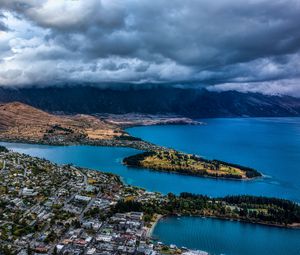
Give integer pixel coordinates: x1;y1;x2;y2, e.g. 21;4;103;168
128;117;300;202
1;117;300;254
1;117;300;202
153;216;300;255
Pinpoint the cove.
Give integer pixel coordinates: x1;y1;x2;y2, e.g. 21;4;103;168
152;216;300;255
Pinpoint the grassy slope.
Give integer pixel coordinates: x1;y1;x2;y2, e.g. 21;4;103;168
124;150;261;179
0;102;125;142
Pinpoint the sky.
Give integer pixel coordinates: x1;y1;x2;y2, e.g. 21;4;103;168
0;0;300;96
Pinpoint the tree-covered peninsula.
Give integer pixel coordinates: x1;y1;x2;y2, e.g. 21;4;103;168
123;150;261;180
114;192;300;228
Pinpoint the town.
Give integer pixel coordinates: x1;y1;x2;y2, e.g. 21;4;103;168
0;146;207;255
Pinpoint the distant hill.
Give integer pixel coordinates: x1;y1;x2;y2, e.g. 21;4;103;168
1;86;300;117
0;102;124;143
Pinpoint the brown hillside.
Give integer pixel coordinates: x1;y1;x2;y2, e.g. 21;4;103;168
0;102;124;142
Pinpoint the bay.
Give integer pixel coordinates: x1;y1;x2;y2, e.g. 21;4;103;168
153;216;300;255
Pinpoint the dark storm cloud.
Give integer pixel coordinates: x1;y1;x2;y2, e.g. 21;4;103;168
0;11;8;31
0;0;300;95
0;21;8;31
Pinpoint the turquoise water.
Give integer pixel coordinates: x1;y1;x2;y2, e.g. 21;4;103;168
128;118;300;202
1;117;300;201
153;216;300;255
1;117;300;254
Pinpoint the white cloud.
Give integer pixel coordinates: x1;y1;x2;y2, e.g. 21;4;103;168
208;79;300;97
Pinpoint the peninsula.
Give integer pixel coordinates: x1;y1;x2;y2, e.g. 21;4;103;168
0;102;198;151
123;150;261;179
0;102;262;180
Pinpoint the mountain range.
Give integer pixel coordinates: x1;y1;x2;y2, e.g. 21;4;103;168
1;86;300;118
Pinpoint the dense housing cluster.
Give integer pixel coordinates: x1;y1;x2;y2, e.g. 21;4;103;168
0;148;206;255
0;147;299;255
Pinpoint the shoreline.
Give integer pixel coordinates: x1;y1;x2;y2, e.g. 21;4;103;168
174;214;300;230
1;118;299;230
123;162;262;181
146;213;300;242
122;151;262;181
1;136;263;181
96;113;203;128
147;214;164;238
0;137;166;152
1;145;299;230
1;129;263;182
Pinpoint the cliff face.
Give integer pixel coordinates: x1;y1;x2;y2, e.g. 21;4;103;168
1;86;300;117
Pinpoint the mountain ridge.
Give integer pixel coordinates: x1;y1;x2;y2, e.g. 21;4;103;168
1;86;300;117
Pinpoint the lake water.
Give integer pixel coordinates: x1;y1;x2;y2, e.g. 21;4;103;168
153;216;300;255
128;117;300;202
1;118;300;201
1;117;300;254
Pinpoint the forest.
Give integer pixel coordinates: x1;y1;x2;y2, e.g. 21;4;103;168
114;193;300;226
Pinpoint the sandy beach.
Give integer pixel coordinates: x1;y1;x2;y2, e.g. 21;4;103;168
147;214;164;237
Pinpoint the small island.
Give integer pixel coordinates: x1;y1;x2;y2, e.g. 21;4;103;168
123;150;262;179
